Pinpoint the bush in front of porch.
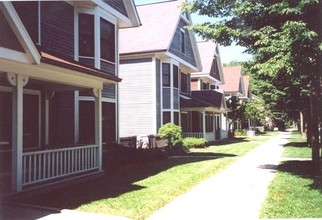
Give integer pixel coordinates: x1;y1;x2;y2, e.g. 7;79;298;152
182;137;207;149
103;143;167;174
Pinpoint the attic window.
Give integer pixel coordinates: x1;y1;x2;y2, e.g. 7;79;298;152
180;29;186;54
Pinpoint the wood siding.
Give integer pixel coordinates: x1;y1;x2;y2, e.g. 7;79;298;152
102;0;128;17
41;1;74;60
168;19;197;67
119;58;156;137
155;58;161;131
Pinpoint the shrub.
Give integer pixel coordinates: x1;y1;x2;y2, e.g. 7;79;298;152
234;129;247;136
182;137;207;149
158;123;182;146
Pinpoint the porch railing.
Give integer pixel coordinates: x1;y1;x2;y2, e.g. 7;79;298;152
22;145;99;186
183;133;204;138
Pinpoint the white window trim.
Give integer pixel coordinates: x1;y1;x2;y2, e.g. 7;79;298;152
75;6;117;71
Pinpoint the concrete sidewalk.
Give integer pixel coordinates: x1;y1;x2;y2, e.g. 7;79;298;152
148;132;290;220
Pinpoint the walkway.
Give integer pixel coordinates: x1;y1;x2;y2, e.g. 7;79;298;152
148;132;290;220
1;132;290;220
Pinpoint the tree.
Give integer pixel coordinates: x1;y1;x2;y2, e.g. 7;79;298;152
183;0;321;163
244;97;273;129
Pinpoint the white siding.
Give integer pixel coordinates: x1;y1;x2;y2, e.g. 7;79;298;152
119;60;155;137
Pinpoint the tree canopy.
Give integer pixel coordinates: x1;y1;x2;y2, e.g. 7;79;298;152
183;0;321;161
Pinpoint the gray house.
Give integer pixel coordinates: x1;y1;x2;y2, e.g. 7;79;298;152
119;0;228;142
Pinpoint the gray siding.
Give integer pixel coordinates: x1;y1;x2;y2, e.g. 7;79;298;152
101;60;116;75
119;58;156;137
103;84;116;99
41;1;74;60
168;19;197;67
102;0;128;17
155;59;161;131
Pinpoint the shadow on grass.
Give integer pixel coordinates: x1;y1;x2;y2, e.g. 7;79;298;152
278;160;322;193
5;153;234;210
284;142;308;148
208;137;249;146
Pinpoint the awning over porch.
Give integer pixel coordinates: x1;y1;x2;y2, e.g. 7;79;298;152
181;90;228;113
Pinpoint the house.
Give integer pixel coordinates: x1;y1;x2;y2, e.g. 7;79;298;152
220;66;245;99
119;0;228;143
119;0;201;141
220;66;253;131
0;1;140;193
182;41;229;141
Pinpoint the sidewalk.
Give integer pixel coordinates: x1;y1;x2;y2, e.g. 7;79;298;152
1;132;290;220
148;132;290;220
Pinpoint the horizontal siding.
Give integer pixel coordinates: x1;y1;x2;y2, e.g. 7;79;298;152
41;1;74;60
119;59;155;137
168;19;197;67
102;0;128;17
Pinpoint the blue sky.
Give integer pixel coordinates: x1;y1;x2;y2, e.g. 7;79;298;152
133;0;252;64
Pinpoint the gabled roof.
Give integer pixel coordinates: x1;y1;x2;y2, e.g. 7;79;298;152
220;66;244;94
193;41;224;84
119;0;201;71
120;0;184;54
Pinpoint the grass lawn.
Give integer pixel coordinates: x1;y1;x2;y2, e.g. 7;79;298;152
12;134;272;220
260;132;322;218
282;131;312;158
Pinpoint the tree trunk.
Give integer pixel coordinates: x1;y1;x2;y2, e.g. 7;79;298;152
310;74;320;164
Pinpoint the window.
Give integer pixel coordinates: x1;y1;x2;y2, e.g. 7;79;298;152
206;113;213;132
181;72;187;93
180;29;186;54
162;63;170;86
173;65;179;88
174;112;179;126
163;112;171;125
79;13;94;57
100;18;115;62
203;82;209;90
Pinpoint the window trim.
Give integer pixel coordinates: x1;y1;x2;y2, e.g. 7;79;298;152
75;7;117;69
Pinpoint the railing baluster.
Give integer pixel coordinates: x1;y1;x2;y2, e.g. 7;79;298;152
33;154;37;181
21;145;99;186
23;155;26;184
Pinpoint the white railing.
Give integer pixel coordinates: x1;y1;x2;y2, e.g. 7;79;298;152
183;133;204;138
22;145;99;186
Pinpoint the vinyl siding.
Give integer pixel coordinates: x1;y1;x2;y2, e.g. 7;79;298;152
41;1;74;60
102;0;128;17
168;19;197;67
155;58;161;131
119;58;155;137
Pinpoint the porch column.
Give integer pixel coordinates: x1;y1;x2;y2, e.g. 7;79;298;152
10;74;27;191
202;111;206;139
94;88;102;171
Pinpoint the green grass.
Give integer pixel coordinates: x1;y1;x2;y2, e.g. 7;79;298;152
283;132;312;158
260;132;322;218
12;135;271;220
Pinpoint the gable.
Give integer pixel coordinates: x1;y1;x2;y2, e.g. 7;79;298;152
0;9;24;52
103;0;127;17
0;2;40;64
168;18;197;68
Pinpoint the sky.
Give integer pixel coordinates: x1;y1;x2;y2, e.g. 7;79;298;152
133;0;252;64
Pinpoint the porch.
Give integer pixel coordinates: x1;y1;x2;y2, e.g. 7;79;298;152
0;68;110;193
